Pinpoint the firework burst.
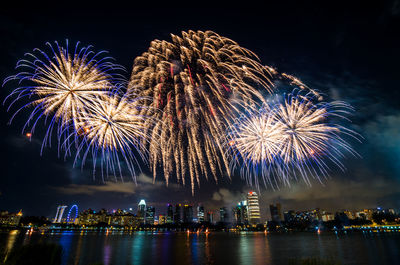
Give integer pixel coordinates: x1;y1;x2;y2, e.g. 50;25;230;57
72;91;154;180
226;105;287;188
3;40;125;152
275;92;359;184
128;30;275;192
227;91;360;188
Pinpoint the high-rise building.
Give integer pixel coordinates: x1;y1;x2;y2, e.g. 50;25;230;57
166;204;174;223
158;215;166;225
234;200;248;225
220;207;228;222
183;205;193;223
145;206;155;225
138;199;146;224
247;192;261;224
206;211;214;223
270;203;282;223
197;205;205;223
174;204;182;224
53;205;67;223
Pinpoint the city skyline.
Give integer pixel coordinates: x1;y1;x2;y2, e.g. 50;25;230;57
2;199;398;228
44;195;400;225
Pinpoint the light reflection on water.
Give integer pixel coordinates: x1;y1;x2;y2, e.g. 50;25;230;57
1;230;399;265
3;230;19;261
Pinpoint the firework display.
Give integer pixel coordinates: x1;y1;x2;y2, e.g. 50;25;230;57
3;41;125;150
128;30;275;192
3;32;360;193
226;91;360;188
3;41;150;179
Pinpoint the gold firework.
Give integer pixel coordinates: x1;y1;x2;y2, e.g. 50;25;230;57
128;30;275;192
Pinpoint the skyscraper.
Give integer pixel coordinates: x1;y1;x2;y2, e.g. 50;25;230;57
158;215;166;225
234;200;248;225
219;207;228;223
174;204;182;224
247;191;261;225
270;203;282;222
206;211;214;223
166;204;174;223
145;206;155;225
183;205;193;223
197;205;205;223
53;205;67;223
138;199;146;224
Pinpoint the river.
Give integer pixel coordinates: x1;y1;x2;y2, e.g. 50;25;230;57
1;230;399;264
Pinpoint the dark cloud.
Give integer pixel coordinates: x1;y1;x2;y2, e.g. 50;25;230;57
55;182;137;195
54;174;182;196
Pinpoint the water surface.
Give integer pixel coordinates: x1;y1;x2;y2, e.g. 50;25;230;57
1;230;399;265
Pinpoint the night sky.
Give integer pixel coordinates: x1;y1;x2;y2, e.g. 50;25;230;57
1;1;399;220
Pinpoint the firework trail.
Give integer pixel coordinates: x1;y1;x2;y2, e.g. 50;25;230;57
3;40;125;154
128;30;275;193
226;91;360;189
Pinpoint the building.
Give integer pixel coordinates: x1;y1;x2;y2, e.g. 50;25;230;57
78;209;110;226
247;192;261;225
197;205;205;223
343;210;356;220
183;205;193;223
158;215;166;225
206;211;214;223
0;210;23;226
145;206;155;225
78;209;139;227
166;204;174;223
234;201;248;225
313;208;322;221
321;212;335;222
109;212;139;227
174;204;182;224
219;207;228;223
354;209;373;220
269;203;282;223
53;205;67;223
138;200;146;224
